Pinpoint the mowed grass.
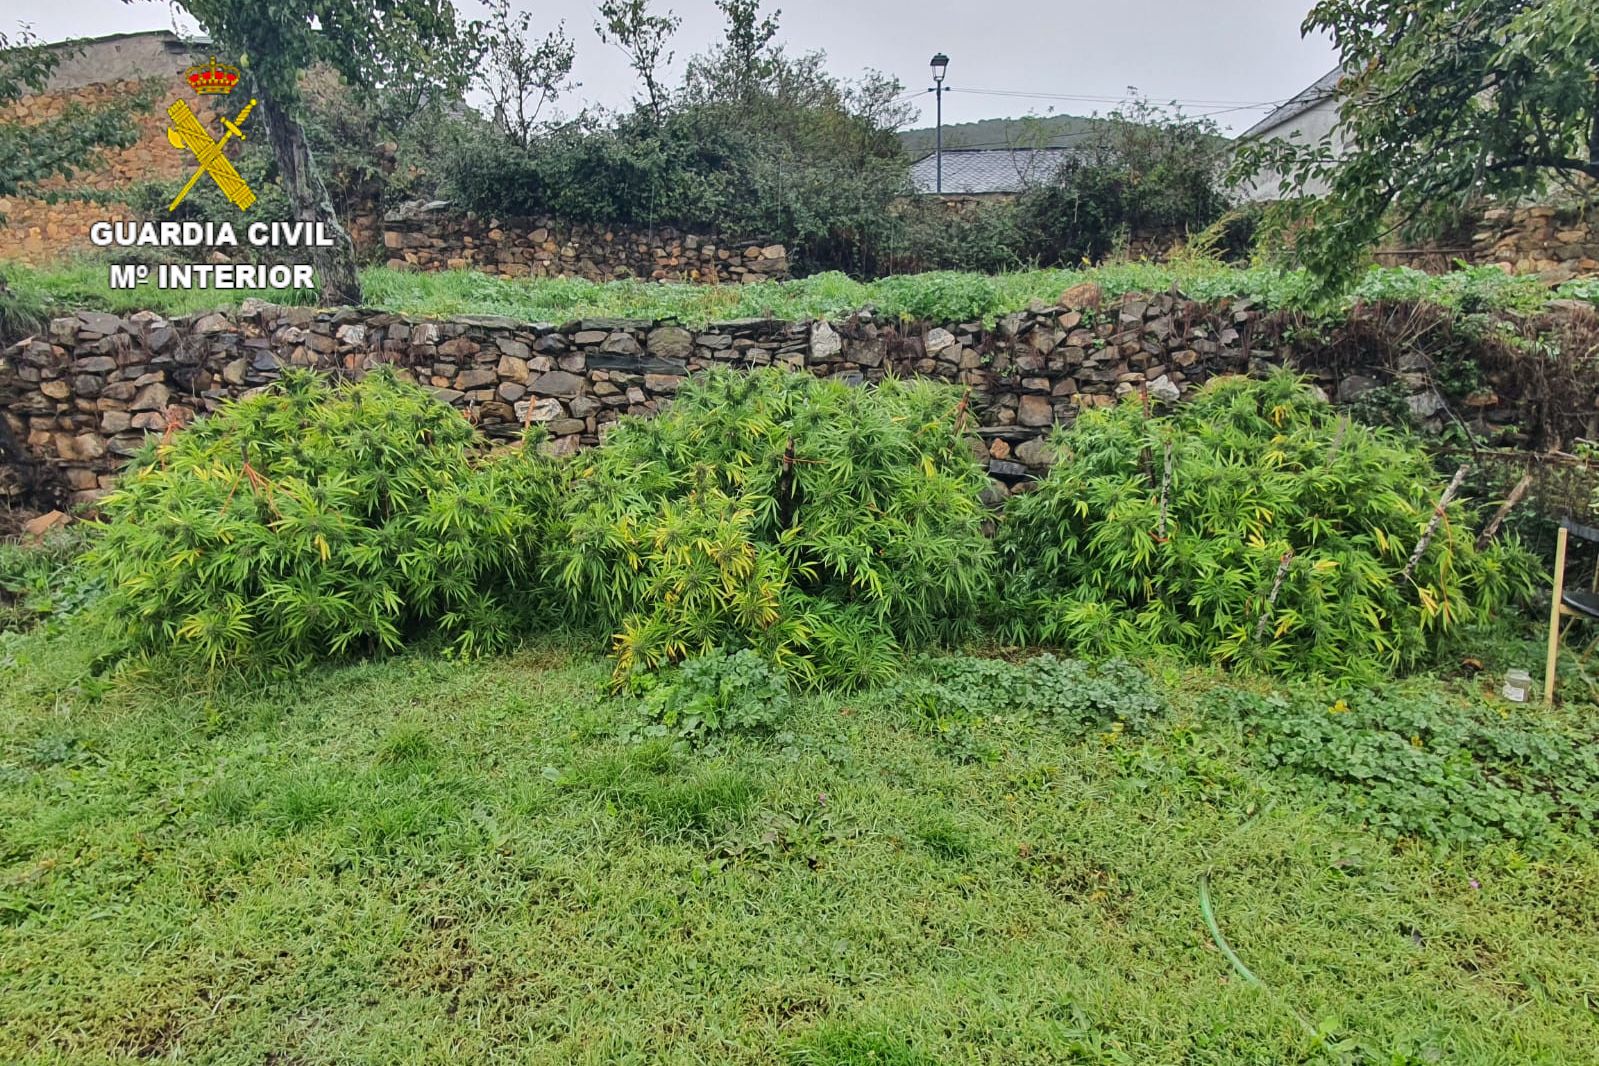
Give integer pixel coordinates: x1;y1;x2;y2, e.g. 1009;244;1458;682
2;628;1597;1064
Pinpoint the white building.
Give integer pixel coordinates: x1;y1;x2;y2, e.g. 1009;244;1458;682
1237;68;1347;201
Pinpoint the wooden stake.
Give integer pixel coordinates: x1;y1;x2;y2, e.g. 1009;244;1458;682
1474;472;1532;550
1399;464;1470;584
1255;549;1295;643
1546;524;1569;705
1157;437;1173;541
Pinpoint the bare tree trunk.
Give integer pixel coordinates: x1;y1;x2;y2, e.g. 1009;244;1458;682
258;93;361;306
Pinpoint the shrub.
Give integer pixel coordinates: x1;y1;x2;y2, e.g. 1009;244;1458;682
998;372;1538;680
1220;685;1599;846
0;528;99;633
1008;99;1230;267
642;648;793;742
85;369;559;668
553;368;994;686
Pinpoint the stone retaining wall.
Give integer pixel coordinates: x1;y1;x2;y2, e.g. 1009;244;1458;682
379;201;790;283
1473;201;1599;282
1;288;1569;508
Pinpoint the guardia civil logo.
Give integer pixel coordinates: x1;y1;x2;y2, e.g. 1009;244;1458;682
165;56;257;212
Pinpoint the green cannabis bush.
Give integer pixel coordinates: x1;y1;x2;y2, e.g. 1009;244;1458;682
998;372;1538;680
86;369;559;667
554;368;994;687
1219;685;1599;846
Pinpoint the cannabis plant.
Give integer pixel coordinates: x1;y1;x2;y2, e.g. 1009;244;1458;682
998;372;1537;680
553;368;994;686
86;369;560;668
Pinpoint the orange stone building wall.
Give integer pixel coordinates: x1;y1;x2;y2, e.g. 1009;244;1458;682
0;32;222;264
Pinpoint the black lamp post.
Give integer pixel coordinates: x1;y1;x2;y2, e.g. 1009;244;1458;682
930;52;949;193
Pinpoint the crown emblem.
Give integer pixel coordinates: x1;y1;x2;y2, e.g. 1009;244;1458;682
186;56;241;95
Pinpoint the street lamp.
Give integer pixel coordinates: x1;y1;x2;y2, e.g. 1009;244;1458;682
930;52;949;194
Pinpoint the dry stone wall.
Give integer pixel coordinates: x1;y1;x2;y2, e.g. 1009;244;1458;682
379;202;791;283
3;288;1567;509
1473;201;1599;282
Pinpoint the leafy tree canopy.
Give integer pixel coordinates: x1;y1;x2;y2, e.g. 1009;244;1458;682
1237;0;1599;294
169;0;478;303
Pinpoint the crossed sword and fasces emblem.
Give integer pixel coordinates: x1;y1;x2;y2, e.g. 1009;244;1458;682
165;97;258;212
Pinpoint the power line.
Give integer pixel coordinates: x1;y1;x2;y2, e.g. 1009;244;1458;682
942;86;1289;109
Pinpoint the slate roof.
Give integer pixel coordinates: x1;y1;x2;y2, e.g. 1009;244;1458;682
1240;67;1345;139
909;147;1081;194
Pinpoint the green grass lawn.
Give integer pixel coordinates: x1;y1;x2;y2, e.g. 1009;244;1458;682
3;623;1596;1064
5;256;1598;335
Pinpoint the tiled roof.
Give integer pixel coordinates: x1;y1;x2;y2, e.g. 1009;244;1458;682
909;147;1081;194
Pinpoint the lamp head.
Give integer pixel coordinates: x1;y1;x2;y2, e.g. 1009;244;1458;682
930;52;949;84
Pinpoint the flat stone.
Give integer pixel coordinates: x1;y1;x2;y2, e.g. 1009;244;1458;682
456;368;497;389
517;397;563;423
454;314;521;330
1148;375;1181;403
804;320;839;361
1408;390;1444;419
925;327;957;356
1015;437;1053;466
1018;394;1054;427
76;310;124;336
601;332;642;356
531;370;583;398
1336;375;1379;403
22;511;71;541
646;326;694;360
497;355;529;382
131;382;171;411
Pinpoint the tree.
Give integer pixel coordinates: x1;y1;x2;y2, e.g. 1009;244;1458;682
595;0;681;124
170;0;476;304
1234;0;1599;292
1015;98;1229;265
695;0;780;104
478;0;576;149
0;27;142;221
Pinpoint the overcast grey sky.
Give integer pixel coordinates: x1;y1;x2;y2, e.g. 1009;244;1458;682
10;0;1337;133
